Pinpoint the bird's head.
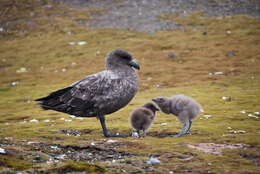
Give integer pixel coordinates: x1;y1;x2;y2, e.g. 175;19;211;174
152;97;170;113
143;102;159;113
106;49;140;71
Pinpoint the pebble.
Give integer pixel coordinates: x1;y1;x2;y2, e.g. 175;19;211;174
229;130;246;134
146;157;160;165
226;30;232;34
0;27;4;32
222;96;232;101
226;51;236;57
160;123;167;126
132;132;139;137
0;147;6;154
30;119;39;123
78;41;87;46
10;81;18;86
16;67;28;73
107;139;119;143
64;119;72;122
248;114;259;119
254;112;259;115
209;72;224;75
168;53;177;59
203;115;212;119
240;110;246;114
69;115;76;118
68;42;76;46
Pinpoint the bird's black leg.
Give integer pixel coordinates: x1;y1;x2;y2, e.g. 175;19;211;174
99;115;109;137
186;120;192;133
99;115;128;138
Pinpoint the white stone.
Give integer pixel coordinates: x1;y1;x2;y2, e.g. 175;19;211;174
68;42;76;46
240;110;246;114
160;123;167;126
132;132;139;137
147;157;160;165
16;67;28;73
203;115;212;119
0;147;6;154
78;41;87;46
30;119;39;123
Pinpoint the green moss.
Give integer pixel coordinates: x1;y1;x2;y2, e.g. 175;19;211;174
0;155;32;170
51;161;109;174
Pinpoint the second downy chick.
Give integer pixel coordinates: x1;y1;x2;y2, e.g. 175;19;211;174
130;102;159;137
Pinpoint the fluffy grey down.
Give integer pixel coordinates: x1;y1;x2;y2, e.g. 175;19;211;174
152;94;203;137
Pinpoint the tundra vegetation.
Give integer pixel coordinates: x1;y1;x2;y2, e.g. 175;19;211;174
0;0;259;173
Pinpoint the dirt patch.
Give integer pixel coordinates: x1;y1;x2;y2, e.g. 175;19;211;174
33;143;137;163
185;143;249;155
240;152;260;166
60;129;93;136
54;0;260;32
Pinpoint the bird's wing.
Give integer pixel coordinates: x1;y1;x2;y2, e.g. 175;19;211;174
36;71;116;116
61;71;118;116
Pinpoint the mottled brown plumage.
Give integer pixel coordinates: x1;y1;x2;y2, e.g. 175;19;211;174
130;102;159;137
152;94;203;137
36;49;140;137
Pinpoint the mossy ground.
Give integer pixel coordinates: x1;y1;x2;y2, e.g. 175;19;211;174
0;1;260;173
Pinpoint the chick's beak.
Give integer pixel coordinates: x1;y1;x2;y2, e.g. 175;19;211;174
128;60;140;70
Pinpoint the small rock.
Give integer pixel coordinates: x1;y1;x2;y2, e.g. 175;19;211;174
209;72;224;75
68;42;76;46
203;115;212;119
10;81;18;86
75;117;84;120
50;145;59;150
155;84;161;88
160;123;167;126
56;154;66;160
146;77;152;81
227;127;232;130
168;53;177;59
44;119;51;122
254;112;259;115
0;27;4;32
27;141;38;145
225;51;236;57
30;119;39;123
59;118;65;120
132;132;139;137
230;130;246;134
248;114;259;119
91;142;96;146
107;139;118;143
202;31;207;35
226;30;231;34
43;4;53;9
222;96;232;101
64;119;72;122
146;157;160;165
61;68;67;72
214;72;224;75
69;115;76;118
78;41;87;46
240;110;246;114
16;67;28;73
71;62;77;66
0;147;6;154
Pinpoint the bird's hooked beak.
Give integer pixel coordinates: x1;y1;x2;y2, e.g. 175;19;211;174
152;97;164;103
128;60;140;70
